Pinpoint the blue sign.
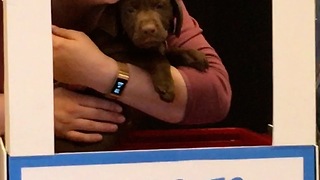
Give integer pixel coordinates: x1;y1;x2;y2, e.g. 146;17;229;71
8;145;316;180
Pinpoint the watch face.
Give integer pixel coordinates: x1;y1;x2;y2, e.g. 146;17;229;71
111;78;128;95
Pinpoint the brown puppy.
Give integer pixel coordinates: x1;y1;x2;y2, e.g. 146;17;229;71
97;0;209;102
55;0;208;153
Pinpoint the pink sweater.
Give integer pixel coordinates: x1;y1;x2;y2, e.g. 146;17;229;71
168;0;232;125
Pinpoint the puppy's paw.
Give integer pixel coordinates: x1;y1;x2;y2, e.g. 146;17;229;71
155;82;175;102
183;49;209;72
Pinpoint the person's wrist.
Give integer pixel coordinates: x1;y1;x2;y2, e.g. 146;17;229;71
90;56;119;94
106;62;130;100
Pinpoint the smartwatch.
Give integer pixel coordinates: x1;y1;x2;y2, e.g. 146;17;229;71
107;62;130;99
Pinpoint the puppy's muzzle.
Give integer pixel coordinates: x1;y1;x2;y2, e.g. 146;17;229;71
141;23;157;35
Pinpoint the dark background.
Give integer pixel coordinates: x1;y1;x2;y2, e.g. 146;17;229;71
183;0;273;133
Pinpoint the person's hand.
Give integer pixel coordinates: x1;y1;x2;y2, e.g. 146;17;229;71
54;87;125;143
52;25;110;87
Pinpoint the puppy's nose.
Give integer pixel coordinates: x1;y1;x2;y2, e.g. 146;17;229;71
141;24;157;35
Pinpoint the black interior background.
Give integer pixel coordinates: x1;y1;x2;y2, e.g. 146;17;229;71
183;0;273;133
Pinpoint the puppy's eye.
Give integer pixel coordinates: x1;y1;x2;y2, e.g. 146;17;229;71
155;3;164;9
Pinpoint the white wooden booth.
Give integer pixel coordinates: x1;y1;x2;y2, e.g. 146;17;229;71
0;0;318;179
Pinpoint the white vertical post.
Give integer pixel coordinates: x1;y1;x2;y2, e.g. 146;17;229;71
273;0;316;145
3;0;54;156
0;139;6;180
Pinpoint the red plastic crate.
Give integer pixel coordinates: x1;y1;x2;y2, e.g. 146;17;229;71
115;127;272;150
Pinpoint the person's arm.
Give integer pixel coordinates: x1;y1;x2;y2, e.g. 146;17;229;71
167;0;232;124
52;27;188;123
119;65;188;123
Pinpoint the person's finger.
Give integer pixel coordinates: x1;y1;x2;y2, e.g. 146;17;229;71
65;130;103;143
73;118;119;132
52;25;84;40
52;33;67;47
78;107;125;124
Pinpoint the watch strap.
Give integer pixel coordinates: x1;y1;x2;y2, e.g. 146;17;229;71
107;62;129;99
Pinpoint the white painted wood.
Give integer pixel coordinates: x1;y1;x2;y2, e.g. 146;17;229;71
273;0;316;145
3;0;54;156
0;0;317;157
22;158;304;180
0;138;6;180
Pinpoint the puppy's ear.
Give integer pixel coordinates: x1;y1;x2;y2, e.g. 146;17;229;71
170;0;183;37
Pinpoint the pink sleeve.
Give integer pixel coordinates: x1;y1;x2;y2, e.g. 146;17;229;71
167;0;232;125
